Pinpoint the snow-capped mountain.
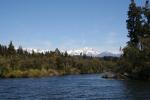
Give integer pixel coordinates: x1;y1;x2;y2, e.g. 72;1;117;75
66;47;121;57
21;47;121;57
66;47;100;56
97;51;121;57
23;48;49;53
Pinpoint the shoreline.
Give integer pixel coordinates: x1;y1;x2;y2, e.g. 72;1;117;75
0;68;102;78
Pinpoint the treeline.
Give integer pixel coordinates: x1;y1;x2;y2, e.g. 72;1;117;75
0;41;117;78
117;0;150;80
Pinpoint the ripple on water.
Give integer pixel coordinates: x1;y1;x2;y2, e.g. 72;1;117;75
0;74;150;100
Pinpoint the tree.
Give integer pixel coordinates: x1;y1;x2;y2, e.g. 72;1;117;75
17;46;24;55
144;0;150;27
126;0;142;47
64;51;68;57
143;1;150;35
8;41;16;55
55;48;61;55
0;44;8;56
0;44;3;55
119;0;150;80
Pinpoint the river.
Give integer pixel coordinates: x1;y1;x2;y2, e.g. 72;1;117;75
0;74;150;100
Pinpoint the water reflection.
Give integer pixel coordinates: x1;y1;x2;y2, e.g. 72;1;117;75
121;80;150;100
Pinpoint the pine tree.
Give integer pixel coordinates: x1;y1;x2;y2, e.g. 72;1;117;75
120;0;150;80
142;0;150;57
126;0;142;46
0;44;2;55
55;48;61;55
143;0;150;36
64;51;68;57
17;46;23;55
8;41;16;55
0;44;8;56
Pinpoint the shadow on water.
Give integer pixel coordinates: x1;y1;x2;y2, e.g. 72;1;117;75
121;80;150;100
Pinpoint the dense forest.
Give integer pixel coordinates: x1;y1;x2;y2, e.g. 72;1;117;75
117;0;150;80
0;41;117;78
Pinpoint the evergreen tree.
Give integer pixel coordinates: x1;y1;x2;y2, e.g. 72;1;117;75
2;45;8;56
0;44;2;55
143;0;150;36
0;44;8;56
126;0;142;46
120;0;150;80
8;41;16;55
55;48;61;55
64;51;68;57
142;0;150;58
17;46;24;55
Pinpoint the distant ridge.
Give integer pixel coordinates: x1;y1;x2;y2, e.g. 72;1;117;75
97;51;121;57
21;47;121;57
66;47;121;57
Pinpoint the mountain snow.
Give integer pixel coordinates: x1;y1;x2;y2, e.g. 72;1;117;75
23;48;49;53
66;47;121;57
66;47;100;56
97;51;121;57
21;47;121;57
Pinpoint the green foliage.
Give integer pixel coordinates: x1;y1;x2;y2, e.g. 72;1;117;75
119;0;150;80
0;41;117;78
17;46;24;55
8;41;16;55
126;0;142;46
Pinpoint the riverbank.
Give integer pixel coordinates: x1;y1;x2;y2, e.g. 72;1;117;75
101;72;128;80
0;68;82;78
101;71;150;80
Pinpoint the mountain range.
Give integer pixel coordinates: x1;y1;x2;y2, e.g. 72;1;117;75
24;47;121;57
66;47;121;57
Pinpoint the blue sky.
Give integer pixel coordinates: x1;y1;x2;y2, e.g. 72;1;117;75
0;0;143;53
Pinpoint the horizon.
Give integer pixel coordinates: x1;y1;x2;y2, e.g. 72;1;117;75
0;0;143;53
13;46;120;54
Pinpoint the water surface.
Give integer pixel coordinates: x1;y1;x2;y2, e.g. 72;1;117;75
0;74;150;100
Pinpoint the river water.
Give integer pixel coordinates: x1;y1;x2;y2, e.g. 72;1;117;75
0;74;150;100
